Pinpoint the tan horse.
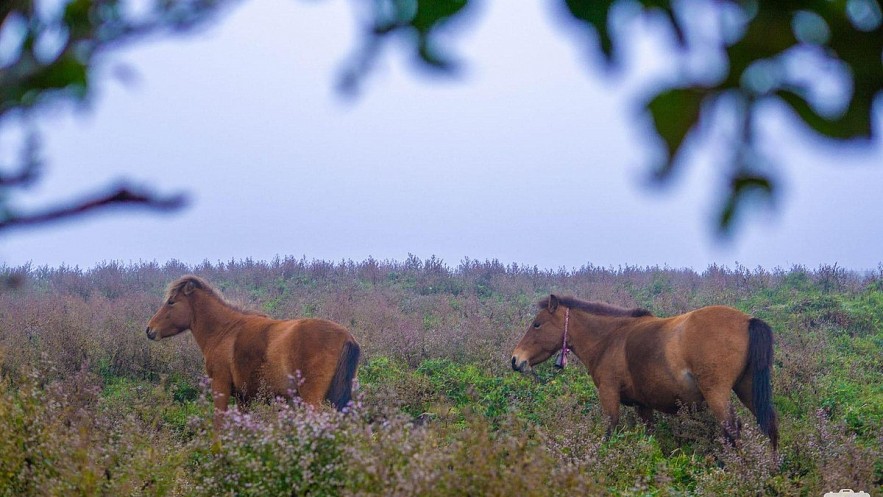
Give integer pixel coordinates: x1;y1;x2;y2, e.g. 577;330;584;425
146;275;360;429
511;295;778;448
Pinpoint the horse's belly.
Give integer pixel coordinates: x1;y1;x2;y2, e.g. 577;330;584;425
230;358;296;401
632;369;703;412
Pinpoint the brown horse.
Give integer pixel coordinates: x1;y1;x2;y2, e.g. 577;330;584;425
146;275;360;428
511;295;778;448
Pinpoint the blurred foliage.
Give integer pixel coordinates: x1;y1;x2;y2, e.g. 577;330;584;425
346;0;882;230
1;0;882;234
1;0;232;119
0;0;228;236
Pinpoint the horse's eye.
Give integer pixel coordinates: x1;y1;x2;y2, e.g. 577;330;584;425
167;300;175;306
533;322;541;329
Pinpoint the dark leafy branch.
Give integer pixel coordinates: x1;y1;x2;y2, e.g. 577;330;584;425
0;133;40;188
339;0;470;94
1;0;236;120
1;0;235;233
574;0;881;230
344;0;882;231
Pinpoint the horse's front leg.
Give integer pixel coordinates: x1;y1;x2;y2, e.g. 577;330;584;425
598;385;621;441
211;375;232;433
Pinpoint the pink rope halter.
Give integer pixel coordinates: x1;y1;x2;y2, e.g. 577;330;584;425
555;307;571;369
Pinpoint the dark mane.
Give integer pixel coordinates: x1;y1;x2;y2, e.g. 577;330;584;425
537;295;652;318
166;275;267;316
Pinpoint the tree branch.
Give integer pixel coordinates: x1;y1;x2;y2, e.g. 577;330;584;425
0;133;41;188
0;185;187;232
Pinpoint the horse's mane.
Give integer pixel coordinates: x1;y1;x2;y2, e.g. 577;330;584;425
166;275;268;316
537;295;652;318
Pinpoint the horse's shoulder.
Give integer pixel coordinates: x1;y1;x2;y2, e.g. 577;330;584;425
231;324;272;361
204;348;233;378
622;320;668;350
205;335;235;356
621;315;668;337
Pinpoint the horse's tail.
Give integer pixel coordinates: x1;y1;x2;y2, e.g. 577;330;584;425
747;317;778;449
326;339;361;411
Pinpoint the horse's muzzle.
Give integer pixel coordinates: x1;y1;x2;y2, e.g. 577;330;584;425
145;327;157;340
511;356;528;372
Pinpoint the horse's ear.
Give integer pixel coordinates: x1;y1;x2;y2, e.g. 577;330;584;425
548;294;560;313
182;280;197;295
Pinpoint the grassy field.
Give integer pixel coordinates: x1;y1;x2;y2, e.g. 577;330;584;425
0;256;881;496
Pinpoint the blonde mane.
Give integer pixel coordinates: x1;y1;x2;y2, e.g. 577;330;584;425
166;275;267;316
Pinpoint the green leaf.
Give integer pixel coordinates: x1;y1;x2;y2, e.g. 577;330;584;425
645;87;707;178
63;0;94;39
411;0;468;34
28;54;89;97
396;1;470;73
563;0;616;62
636;1;685;45
417;35;455;70
723;5;796;89
719;173;774;231
776;89;873;140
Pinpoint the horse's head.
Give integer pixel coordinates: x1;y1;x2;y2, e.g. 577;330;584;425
511;294;568;372
146;278;199;340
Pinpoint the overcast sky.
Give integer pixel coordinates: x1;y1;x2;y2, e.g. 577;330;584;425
2;0;882;272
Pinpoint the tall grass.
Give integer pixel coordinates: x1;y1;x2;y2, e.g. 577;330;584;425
0;257;881;495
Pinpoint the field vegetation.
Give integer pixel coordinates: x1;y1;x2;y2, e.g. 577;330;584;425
0;256;881;496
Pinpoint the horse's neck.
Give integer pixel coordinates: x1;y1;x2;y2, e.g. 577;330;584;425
189;292;243;352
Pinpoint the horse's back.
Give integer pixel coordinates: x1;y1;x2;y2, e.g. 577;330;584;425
264;318;357;396
272;318;355;356
678;306;751;368
623;306;752;410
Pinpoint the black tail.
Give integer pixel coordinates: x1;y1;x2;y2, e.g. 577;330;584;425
326;340;361;411
748;318;778;449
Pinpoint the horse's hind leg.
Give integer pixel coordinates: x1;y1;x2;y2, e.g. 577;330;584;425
636;405;656;433
297;370;336;408
734;362;778;450
297;378;326;407
733;373;754;415
700;384;740;445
